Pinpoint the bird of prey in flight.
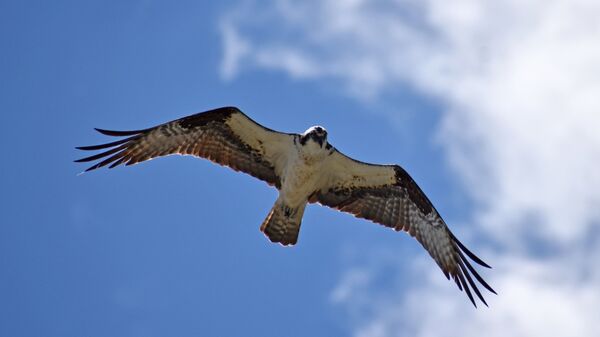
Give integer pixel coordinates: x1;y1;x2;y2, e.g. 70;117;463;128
76;106;496;306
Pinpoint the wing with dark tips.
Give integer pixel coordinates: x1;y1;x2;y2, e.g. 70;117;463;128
316;149;496;307
75;106;295;187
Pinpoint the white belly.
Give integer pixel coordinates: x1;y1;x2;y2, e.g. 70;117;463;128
279;143;328;206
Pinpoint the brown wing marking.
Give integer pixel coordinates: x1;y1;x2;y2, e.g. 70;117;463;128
75;107;282;187
316;164;496;307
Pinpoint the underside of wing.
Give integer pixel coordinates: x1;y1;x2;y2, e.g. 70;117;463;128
316;149;496;307
75;106;295;188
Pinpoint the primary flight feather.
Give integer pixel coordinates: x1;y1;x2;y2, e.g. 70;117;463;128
76;106;496;307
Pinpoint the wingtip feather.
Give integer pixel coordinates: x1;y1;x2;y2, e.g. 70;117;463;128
76;136;135;151
457;249;497;295
458;258;488;307
94;127;146;136
457;272;477;308
441;229;496;307
449;231;492;269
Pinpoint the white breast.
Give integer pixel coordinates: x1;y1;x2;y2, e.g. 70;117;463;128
279;139;329;206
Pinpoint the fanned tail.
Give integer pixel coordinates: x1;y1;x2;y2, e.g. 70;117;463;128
260;200;306;246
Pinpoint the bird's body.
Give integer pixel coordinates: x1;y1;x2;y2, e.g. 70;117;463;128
76;106;496;307
281;133;329;206
261;126;334;244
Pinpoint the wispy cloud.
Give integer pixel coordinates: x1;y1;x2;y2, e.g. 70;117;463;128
219;17;251;81
331;248;600;337
220;0;600;335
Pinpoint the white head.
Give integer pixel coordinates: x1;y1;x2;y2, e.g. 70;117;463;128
300;125;328;147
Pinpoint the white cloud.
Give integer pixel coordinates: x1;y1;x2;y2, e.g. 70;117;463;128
220;0;600;336
334;249;600;337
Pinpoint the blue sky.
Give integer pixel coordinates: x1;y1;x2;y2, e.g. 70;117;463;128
2;1;600;337
0;2;457;336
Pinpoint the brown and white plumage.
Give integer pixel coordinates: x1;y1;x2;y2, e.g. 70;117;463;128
76;106;495;307
76;107;292;186
315;151;496;306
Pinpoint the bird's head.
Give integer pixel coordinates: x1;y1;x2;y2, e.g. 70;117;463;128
300;126;328;147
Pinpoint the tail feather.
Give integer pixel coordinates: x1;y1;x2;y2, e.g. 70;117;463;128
260;201;306;246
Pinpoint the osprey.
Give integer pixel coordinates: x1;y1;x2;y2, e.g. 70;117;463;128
76;106;496;306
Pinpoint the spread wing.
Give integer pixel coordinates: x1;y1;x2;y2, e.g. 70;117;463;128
75;106;295;188
315;149;496;307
